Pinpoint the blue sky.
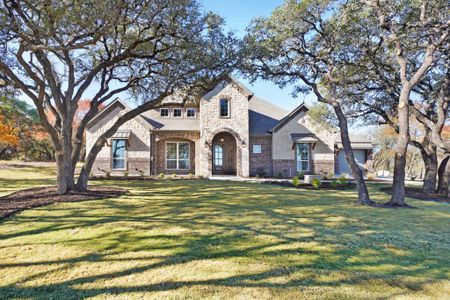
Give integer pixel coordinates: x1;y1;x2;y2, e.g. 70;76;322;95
202;0;311;111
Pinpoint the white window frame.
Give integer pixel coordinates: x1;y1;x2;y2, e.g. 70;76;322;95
111;138;127;170
173;108;183;118
166;142;190;170
253;144;262;154
219;98;230;118
160;108;169;118
296;143;310;172
186;108;196;118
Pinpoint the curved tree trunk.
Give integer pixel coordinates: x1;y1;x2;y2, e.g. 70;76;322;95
436;156;450;194
333;104;374;206
420;150;438;194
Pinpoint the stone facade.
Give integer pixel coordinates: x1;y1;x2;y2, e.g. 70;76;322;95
199;80;250;177
249;136;272;176
87;103;151;176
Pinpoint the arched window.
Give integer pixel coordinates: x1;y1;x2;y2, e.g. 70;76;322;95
219;98;230;117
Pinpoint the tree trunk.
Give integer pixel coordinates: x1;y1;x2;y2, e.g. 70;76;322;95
56;150;75;194
420;150;438;194
436;156;450;194
333;104;374;205
387;90;410;206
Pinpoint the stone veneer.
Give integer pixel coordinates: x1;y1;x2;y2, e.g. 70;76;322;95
199;80;250;177
249;136;272;176
87;105;151;176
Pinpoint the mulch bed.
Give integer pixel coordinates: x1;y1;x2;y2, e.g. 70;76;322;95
265;181;356;190
0;186;127;220
380;186;450;203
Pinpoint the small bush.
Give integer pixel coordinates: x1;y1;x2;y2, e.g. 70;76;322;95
124;171;129;178
188;173;194;178
367;172;376;180
337;176;348;185
158;173;165;179
297;171;305;180
330;180;339;188
256;168;267;178
171;173;177;178
292;176;300;187
198;175;204;179
276;171;284;179
311;178;321;189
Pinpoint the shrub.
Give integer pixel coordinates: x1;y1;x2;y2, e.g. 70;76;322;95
297;172;305;180
158;173;165;179
256;168;267;178
124;171;128;178
188;173;194;178
292;176;300;187
171;173;177;178
276;171;284;179
198;175;204;179
337;176;348;185
311;178;321;189
330;180;339;188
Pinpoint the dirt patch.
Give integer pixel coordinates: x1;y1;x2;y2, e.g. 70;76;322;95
380;186;450;204
264;181;356;190
0;186;127;219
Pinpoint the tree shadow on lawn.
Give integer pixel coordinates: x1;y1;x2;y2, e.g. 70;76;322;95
0;180;449;298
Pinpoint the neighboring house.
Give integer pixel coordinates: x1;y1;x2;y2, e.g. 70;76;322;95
86;76;373;178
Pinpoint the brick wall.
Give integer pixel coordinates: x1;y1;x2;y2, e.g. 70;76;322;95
249;136;273;176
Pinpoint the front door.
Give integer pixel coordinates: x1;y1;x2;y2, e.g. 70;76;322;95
212;132;237;175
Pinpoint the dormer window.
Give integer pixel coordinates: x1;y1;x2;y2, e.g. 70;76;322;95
160;108;169;117
186;108;196;118
173;108;182;118
220;98;230;118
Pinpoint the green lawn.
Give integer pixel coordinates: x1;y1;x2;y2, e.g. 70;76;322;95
0;166;449;299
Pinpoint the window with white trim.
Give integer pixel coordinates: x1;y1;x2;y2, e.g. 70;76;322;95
253;144;262;154
173;108;182;117
166;142;190;170
160;108;169;117
186;108;196;118
111;139;126;170
296;143;310;172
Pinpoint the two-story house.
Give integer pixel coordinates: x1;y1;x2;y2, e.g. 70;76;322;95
86;76;373;178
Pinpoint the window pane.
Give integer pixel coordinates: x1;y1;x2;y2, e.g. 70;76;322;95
301;161;308;171
220;99;229;117
214;145;223;166
113;159;125;169
296;144;309;160
187;108;195;117
160;109;168;117
167;160;177;169
179;160;189;170
112;140;126;159
178;143;190;160
167;143;177;159
253;145;262;154
173;109;182;117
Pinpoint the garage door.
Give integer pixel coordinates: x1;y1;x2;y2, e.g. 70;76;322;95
337;150;366;175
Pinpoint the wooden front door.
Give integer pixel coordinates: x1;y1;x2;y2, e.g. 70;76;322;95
212;132;237;175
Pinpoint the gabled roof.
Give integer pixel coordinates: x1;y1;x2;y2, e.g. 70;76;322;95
334;133;374;149
249;96;288;135
270;103;309;133
86;98;154;130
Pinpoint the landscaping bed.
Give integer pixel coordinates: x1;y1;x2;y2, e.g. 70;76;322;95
264;180;355;190
0;186;127;219
381;186;450;203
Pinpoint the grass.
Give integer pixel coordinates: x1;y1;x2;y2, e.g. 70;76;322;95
0;166;449;299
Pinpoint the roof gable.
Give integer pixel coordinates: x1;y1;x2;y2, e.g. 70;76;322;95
270;103;309;133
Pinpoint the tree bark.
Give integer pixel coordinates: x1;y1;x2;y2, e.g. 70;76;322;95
420;149;438;194
387;89;410;206
56;150;75;194
333;104;374;205
436;156;450;194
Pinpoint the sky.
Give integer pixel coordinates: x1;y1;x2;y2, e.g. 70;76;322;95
201;0;312;111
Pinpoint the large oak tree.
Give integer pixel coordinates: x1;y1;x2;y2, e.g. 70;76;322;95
0;0;239;193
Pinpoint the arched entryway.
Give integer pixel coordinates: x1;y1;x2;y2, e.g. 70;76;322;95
212;132;237;175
